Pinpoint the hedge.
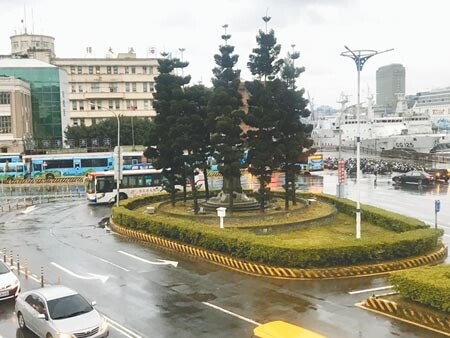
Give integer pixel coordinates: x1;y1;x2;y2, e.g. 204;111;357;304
389;265;450;313
112;192;443;268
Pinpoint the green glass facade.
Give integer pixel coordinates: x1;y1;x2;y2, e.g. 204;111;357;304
0;67;62;140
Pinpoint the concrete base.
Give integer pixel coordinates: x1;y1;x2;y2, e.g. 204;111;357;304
202;191;261;211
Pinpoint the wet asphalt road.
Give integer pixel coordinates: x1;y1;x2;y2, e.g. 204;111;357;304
0;169;449;338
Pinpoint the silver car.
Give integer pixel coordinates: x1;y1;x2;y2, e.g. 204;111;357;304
0;260;20;301
15;285;109;338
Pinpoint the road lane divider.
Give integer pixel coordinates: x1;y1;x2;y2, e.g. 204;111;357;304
202;302;261;326
102;314;145;338
110;222;448;279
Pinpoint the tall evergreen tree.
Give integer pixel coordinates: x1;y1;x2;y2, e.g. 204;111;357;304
207;24;245;211
145;53;190;206
244;16;284;211
278;47;313;209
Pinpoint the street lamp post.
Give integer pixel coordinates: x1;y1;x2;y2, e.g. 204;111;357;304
341;46;393;239
91;104;121;207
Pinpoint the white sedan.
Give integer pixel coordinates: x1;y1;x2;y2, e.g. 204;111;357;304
0;260;20;301
15;285;109;338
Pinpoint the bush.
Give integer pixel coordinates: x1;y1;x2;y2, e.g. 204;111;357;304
390;265;450;313
112;192;443;268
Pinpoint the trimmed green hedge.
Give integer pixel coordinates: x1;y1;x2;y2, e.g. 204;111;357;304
390;265;450;313
112;192;443;268
301;193;428;232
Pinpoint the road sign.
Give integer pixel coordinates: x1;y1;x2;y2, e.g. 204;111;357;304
435;200;441;213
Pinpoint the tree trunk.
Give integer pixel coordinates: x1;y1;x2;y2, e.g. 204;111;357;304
259;177;265;213
284;166;289;210
182;169;187;203
203;164;210;199
190;176;199;215
170;172;176;207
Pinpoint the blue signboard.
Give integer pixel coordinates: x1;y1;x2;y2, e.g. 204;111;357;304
435;200;441;213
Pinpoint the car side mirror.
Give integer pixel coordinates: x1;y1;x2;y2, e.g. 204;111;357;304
91;301;97;307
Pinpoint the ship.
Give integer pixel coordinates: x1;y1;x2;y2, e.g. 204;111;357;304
312;92;450;153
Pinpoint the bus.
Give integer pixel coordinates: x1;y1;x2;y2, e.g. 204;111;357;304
86;169;168;204
22;151;148;179
0;153;21;163
0;161;27;180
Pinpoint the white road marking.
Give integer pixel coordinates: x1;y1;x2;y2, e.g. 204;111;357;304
118;250;178;267
96;256;130;272
202;301;261;326
103;314;145;338
20;205;36;214
51;262;109;283
348;285;393;295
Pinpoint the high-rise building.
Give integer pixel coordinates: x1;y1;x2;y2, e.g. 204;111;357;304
376;64;405;114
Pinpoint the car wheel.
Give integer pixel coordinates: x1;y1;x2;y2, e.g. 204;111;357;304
17;312;26;329
45;173;55;179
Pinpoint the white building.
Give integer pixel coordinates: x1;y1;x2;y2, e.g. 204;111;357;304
0;76;32;152
51;51;158;127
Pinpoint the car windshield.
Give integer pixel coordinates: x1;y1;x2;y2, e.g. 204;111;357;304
0;262;9;274
47;294;93;320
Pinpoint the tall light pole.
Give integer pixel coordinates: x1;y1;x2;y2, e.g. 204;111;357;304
341;46;393;239
91;103;121;207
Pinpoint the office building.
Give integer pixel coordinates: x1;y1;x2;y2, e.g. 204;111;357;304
0;76;32;152
376;64;405;114
0;58;70;148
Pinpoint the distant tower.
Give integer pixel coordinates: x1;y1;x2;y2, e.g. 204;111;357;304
376;64;405;115
10;33;56;63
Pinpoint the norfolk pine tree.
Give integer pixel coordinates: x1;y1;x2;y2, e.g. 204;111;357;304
207;24;245;212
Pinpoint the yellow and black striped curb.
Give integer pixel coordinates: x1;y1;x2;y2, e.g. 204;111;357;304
1;177;86;184
110;222;448;279
357;296;450;336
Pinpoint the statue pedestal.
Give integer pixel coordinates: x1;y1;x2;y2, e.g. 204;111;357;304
202;191;261;211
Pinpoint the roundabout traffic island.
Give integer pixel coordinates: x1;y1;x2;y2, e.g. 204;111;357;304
110;191;447;279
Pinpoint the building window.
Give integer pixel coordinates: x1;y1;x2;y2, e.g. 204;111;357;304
90;101;96;110
113;66;118;74
132;83;137;92
0;116;11;134
107;66;112;74
95;66;100;74
144;100;149;109
79;101;84;110
12;41;18;48
91;83;100;92
70;66;75;74
149;82;155;92
77;66;82;74
126;100;131;109
0;92;10;105
143;66;147;74
109;84;118;92
72;101;77;111
125;83;130;92
89;66;93;74
131;67;136;74
143;83;148;92
78;85;83;93
125;67;129;74
71;85;76;93
108;100;114;110
114;100;120;110
80;119;85;126
73;120;79;126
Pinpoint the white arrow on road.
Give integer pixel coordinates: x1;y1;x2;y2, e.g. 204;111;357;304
21;205;37;214
51;262;109;283
118;250;178;267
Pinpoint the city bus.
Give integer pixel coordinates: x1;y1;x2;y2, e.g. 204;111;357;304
0;161;27;180
22;151;148;179
0;153;22;163
86;168;168;204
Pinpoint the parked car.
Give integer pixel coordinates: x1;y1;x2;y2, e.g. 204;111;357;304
392;170;435;185
0;260;20;301
15;285;109;338
424;168;450;182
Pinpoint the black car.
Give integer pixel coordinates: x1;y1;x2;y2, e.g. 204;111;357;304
392;170;435;185
424;168;450;182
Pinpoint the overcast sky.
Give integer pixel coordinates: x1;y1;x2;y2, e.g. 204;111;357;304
1;0;449;108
